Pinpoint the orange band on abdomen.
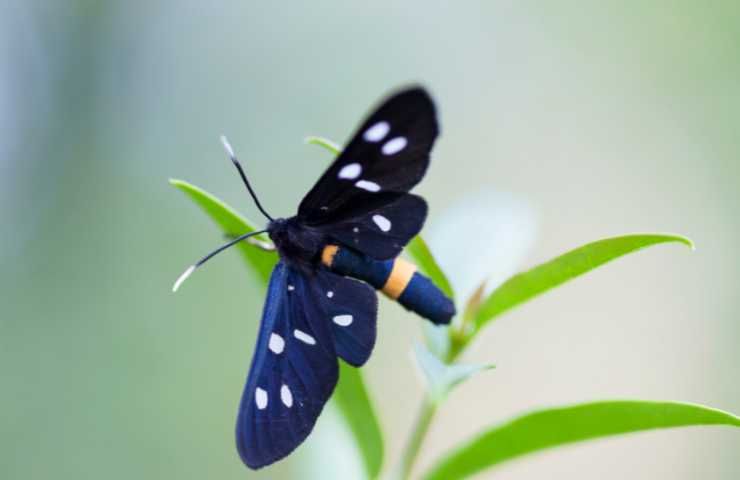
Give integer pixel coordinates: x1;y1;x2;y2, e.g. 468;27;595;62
381;258;417;300
321;245;339;267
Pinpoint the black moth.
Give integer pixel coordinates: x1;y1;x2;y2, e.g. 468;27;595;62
174;87;455;469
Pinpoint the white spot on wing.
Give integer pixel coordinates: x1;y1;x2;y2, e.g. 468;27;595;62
327;291;334;298
333;314;353;327
372;214;392;232
294;329;316;345
255;387;268;409
269;333;285;354
287;284;295;291
338;163;362;180
355;180;381;192
382;137;407;155
363;121;390;142
280;384;293;408
352;227;359;233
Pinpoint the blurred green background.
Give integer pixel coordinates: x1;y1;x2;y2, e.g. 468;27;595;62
2;1;738;479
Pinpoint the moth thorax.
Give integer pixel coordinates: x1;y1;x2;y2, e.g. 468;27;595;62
268;217;325;264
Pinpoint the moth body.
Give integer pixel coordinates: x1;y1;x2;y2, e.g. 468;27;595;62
267;217;326;271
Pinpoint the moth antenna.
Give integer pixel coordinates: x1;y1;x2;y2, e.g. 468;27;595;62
172;229;268;292
220;135;274;222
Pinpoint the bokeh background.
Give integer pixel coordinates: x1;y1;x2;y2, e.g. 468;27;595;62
2;1;738;479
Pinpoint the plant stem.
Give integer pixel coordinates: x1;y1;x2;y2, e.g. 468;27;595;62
445;331;466;364
396;396;438;480
395;328;468;477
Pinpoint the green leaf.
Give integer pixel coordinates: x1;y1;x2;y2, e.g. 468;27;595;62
413;344;493;403
420;323;452;361
333;362;384;479
305;135;341;155
473;233;694;333
406;236;455;301
169;179;277;282
171;178;385;476
424;400;740;480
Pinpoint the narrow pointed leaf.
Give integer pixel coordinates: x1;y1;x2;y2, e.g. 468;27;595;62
462;281;487;325
407;236;455;301
474;233;694;331
333;362;384;479
169;179;277;282
421;322;451;360
413;344;493;403
305;135;341;155
406;237;456;357
424;400;740;480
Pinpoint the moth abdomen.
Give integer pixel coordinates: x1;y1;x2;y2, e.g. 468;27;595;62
321;244;454;325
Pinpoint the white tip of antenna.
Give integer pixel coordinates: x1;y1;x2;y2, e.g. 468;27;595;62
172;265;196;292
220;135;235;159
